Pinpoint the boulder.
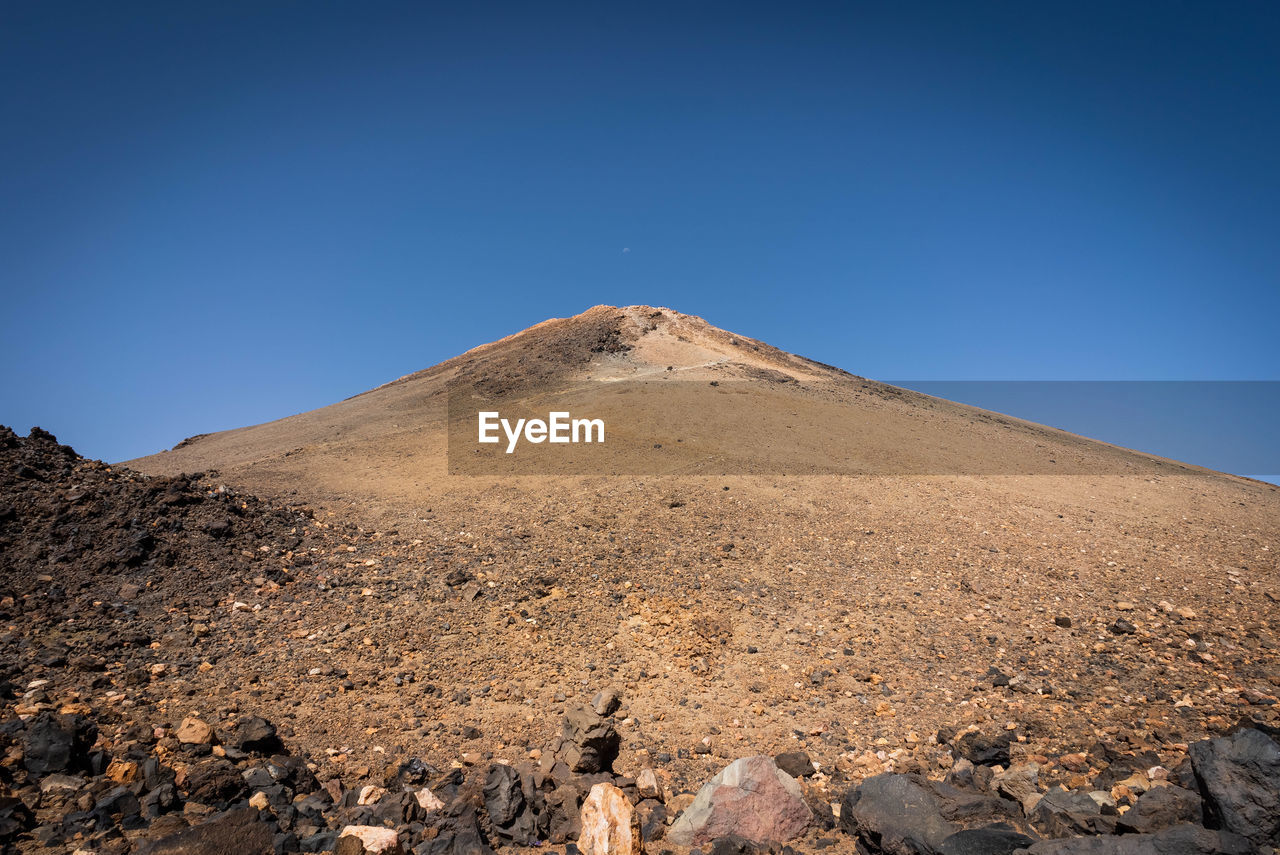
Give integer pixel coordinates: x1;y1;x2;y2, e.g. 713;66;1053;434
136;807;274;854
231;716;281;754
1188;726;1280;847
1117;786;1203;834
483;763;547;844
668;755;812;847
1029;789;1115;837
992;763;1042;814
592;688;622;716
0;788;34;841
939;824;1035;855
22;712;97;776
183;758;250;807
636;768;663;801
562;706;621;774
579;782;643;855
1023;823;1254;855
840;773;957;855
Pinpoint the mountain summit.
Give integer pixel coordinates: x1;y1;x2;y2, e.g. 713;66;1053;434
129;304;1237;482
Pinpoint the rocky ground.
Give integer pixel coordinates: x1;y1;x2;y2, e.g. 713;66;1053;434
2;420;1279;855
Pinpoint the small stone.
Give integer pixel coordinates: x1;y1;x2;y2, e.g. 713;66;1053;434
637;768;663;801
249;791;271;810
1054;616;1072;628
1108;619;1137;635
592;688;622;716
357;785;385;805
774;751;816;778
176;717;214;745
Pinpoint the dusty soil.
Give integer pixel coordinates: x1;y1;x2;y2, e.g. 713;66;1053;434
4;306;1279;852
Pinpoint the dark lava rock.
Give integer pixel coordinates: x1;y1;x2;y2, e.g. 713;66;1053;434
637;799;668;843
561;706;620;774
955;731;1014;767
939;824;1035;855
840;773;957;855
774;751;816;779
710;834;763;855
1117;786;1203;834
1024;824;1254;855
22;712;97;777
232;716;282;755
136;807;274;854
1108;619;1137;636
0;791;35;841
184;759;251;807
483;763;547;844
1188;726;1280;847
1029;789;1115;837
425;806;497;855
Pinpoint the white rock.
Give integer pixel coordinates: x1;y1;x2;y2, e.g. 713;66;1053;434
357;785;386;805
636;768;663;801
414;787;445;811
579;782;642;855
339;825;401;854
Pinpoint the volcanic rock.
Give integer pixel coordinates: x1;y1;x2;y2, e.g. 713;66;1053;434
579;781;643;855
561;706;621;774
1188;726;1280;846
668;755;812;847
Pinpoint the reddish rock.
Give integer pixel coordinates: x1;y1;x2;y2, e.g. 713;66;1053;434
667;755;812;847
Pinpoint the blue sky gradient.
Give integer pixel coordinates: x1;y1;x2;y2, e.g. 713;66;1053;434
2;2;1277;474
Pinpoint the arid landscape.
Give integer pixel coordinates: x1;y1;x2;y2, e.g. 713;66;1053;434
2;306;1278;855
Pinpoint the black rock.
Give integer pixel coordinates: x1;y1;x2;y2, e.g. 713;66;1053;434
637;799;668;843
427;806;497;855
1109;619;1137;635
1029;789;1115;837
136;807;274;854
184;758;251;808
484;763;547;845
1188;726;1280;846
710;835;761;855
1117;786;1203;834
840;773;958;855
299;830;339;852
955;731;1014;767
397;756;437;786
234;716;283;754
1023;823;1254;855
0;791;34;841
22;712;97;777
561;706;621;773
775;751;816;778
940;824;1035;855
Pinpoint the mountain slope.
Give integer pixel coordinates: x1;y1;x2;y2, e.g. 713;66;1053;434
113;305;1280;814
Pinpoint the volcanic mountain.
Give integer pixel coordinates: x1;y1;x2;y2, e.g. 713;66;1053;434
14;303;1264;851
120;304;1279;775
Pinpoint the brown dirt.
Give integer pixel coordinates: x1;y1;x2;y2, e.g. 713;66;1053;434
5;306;1280;852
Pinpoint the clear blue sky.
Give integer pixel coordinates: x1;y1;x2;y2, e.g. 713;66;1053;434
2;1;1277;471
